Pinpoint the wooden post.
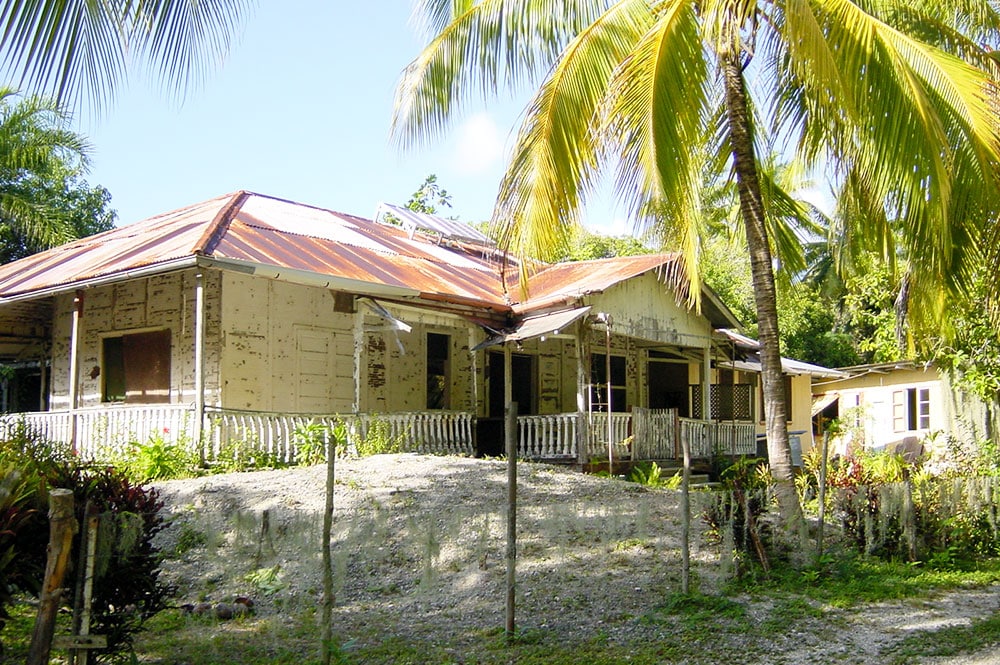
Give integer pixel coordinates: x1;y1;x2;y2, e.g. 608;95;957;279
72;504;100;665
194;272;206;463
575;320;590;466
352;303;364;415
817;430;829;562
321;430;336;665
604;317;613;476
504;344;517;641
68;292;84;454
28;489;78;665
681;426;691;595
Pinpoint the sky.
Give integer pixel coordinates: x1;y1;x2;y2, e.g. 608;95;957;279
72;1;629;234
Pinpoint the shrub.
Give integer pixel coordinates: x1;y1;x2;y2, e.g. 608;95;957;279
0;433;173;663
292;420;341;466
114;432;198;482
628;461;681;489
354;418;403;457
703;457;772;570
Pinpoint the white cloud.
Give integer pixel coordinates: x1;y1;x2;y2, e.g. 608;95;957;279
451;112;505;175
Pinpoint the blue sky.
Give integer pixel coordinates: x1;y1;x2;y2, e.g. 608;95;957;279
73;1;628;234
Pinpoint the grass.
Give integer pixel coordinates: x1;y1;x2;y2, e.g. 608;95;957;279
885;611;1000;664
5;568;1000;665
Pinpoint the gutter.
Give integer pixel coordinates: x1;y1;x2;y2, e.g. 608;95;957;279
0;255;425;305
0;256;200;303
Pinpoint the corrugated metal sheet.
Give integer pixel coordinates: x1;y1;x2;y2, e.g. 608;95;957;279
0;191;705;323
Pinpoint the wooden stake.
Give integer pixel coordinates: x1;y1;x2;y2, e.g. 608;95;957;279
27;489;78;665
680;426;691;595
321;429;336;665
504;344;517;642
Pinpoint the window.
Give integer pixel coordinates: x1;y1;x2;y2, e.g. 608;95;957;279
426;332;450;409
710;384;753;420
102;330;171;403
894;387;930;431
591;354;627;412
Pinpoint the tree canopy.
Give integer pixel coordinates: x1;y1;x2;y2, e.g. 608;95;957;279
0;88;115;259
393;0;1000;530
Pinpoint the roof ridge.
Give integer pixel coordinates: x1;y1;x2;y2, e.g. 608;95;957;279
194;191;250;255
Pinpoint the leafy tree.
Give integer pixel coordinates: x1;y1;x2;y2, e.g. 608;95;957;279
407;174;453;214
0;166;116;263
559;226;652;261
0;89;105;255
392;0;1000;531
0;1;253;109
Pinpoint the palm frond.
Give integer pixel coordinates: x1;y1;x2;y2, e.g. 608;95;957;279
392;0;610;150
598;0;708;300
0;0;252;109
489;0;656;270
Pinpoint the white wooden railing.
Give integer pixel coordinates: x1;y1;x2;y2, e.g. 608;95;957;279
516;413;578;459
1;406;474;462
0;405;197;460
679;417;757;458
1;405;756;464
585;412;633;459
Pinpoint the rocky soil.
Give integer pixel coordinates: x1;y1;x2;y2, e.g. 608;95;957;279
152;454;1000;664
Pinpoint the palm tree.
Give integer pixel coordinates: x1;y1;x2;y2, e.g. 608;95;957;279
392;0;1000;530
0;88;91;250
0;0;253;108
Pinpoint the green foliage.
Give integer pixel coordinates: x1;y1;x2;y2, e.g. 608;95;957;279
777;282;861;368
0;430;172;661
840;263;903;364
213;437;287;473
703;458;773;565
887;611;1000;664
827;447;1000;564
354;419;404;457
0;465;44;634
0;89;116;261
245;565;286;596
701;236;757;327
627;461;681;489
931;275;1000;402
112;432;198;483
292;420;346;466
560;227;652;262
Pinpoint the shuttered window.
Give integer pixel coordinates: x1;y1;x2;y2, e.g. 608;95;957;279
102;330;171;403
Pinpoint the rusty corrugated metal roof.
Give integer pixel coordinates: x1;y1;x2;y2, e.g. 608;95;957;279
0;191;734;327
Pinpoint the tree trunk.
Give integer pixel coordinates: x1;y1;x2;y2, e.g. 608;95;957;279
720;49;804;535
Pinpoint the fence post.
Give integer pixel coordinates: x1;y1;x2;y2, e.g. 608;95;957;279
28;489;78;665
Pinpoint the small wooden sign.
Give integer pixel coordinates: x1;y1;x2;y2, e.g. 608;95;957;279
52;635;107;650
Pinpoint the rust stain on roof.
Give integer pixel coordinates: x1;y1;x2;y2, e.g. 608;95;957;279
0;191;689;320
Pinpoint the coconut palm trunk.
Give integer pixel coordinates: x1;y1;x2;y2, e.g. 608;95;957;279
720;49;803;531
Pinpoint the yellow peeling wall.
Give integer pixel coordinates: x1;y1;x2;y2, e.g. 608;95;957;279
219;273;355;413
360;306;480;414
50;269;222;409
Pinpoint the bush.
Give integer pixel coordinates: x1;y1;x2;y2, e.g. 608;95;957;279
703;457;772;568
354;418;403;457
0;432;173;662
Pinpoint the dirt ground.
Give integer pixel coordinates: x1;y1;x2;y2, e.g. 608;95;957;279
152;454;1000;664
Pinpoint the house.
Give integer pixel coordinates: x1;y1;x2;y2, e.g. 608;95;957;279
0;190;826;465
810;361;997;457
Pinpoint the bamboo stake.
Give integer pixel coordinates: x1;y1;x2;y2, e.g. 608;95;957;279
817;431;829;562
504;343;517;641
321;429;336;665
27;489;78;665
680;423;691;595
